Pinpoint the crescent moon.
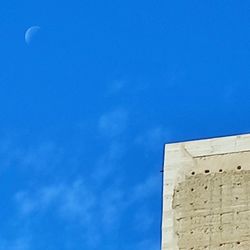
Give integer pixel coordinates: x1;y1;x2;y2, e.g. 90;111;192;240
25;26;40;45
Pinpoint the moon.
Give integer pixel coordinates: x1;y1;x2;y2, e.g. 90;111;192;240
25;26;40;45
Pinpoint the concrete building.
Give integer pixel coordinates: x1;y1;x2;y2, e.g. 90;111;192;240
161;134;250;249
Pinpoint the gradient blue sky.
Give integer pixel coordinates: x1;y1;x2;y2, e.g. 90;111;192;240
0;1;249;249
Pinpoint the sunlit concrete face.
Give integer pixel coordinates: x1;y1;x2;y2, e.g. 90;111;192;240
161;134;250;250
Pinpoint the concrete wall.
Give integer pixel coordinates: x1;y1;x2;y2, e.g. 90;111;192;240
161;134;250;250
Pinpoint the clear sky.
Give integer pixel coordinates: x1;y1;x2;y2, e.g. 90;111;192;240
0;0;249;249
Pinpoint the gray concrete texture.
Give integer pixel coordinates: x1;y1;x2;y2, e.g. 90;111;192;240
161;134;250;250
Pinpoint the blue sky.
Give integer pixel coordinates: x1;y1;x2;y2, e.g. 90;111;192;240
0;0;249;249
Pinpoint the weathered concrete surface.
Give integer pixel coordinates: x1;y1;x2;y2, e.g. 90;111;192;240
161;134;250;250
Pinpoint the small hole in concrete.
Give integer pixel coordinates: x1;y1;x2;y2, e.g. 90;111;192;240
219;169;223;172
205;170;210;173
204;186;208;189
191;188;194;192
237;241;240;244
191;171;195;175
237;166;241;170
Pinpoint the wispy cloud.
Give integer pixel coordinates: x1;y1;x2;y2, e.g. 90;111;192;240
98;108;128;138
5;126;160;249
0;138;64;176
222;84;236;103
106;80;127;95
100;186;126;231
132;174;160;202
14;171;161;248
135;126;171;151
15;180;95;224
134;239;159;250
0;236;31;250
92;141;125;183
133;208;155;232
58;180;96;223
17;142;63;171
